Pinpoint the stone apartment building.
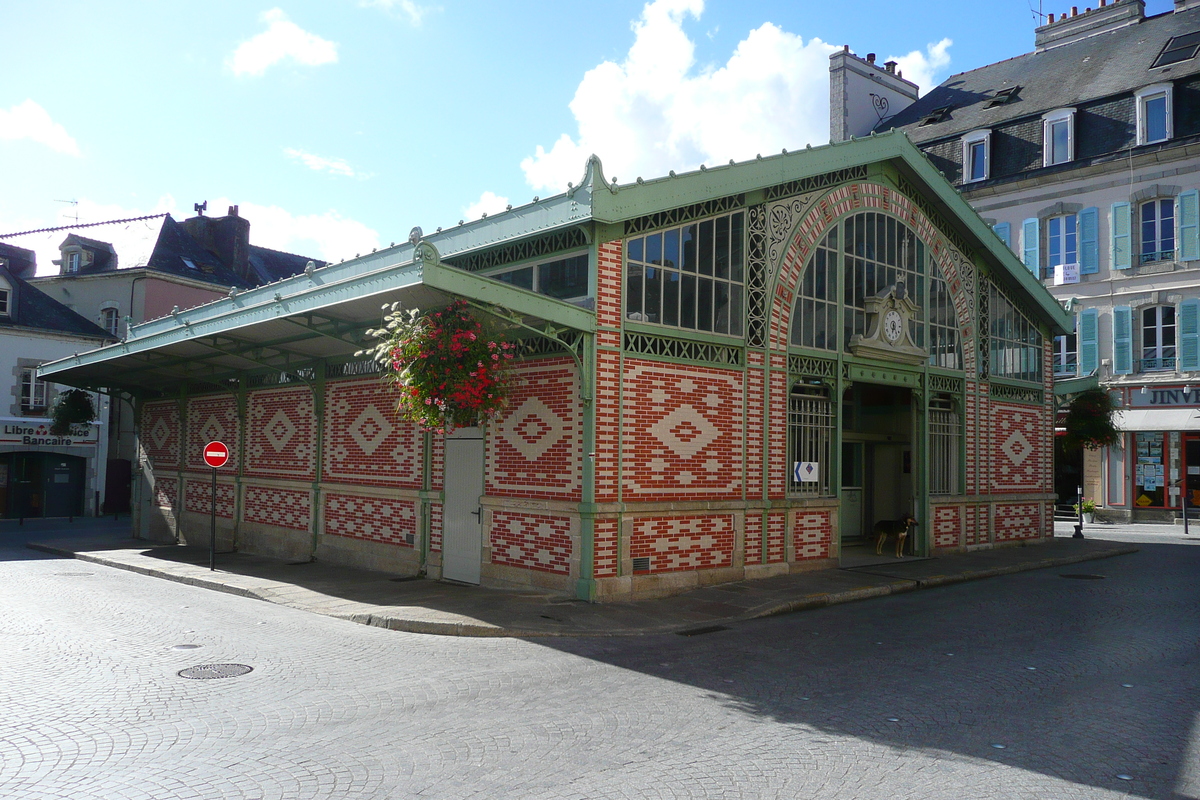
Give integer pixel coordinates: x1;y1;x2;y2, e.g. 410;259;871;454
833;0;1200;520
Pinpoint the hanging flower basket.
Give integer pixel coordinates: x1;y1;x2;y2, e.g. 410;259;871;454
49;388;96;436
1062;388;1121;451
359;299;516;434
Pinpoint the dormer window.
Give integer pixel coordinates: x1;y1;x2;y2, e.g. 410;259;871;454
962;129;991;183
1135;84;1173;145
1043;108;1075;167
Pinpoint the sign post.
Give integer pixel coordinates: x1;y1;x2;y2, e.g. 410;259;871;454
203;441;230;570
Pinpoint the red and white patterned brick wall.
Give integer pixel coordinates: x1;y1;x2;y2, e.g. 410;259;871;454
593;516;619;579
141;401;180;470
323;378;423;489
765;509;787;564
324;493;416;547
184;478;235;518
792;509;833;560
242;486;310;531
993;502;1041;542
989;401;1046;492
246;387;316;480
154;476;178;509
489;511;573;575
185;395;240;474
631;515;735;573
932;504;962;549
621;360;743;501
488;357;580;500
744;512;763;564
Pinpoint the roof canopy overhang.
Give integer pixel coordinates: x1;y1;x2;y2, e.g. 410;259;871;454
39;243;596;396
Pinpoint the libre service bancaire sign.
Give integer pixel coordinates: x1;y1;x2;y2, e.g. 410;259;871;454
0;418;100;447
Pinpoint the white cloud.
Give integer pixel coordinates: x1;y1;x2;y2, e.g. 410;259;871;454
462;191;511;222
1;195;378;276
228;8;338;77
358;0;434;25
0;99;81;156
887;38;953;96
521;0;839;194
284;147;361;178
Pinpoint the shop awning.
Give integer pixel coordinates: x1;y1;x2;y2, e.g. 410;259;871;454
1113;408;1200;431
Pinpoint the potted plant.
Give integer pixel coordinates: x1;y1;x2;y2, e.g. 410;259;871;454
359;298;516;434
1073;498;1097;523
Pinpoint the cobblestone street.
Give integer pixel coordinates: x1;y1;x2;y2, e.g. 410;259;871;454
2;522;1197;799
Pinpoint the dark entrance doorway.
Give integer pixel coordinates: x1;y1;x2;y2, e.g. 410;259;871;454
1;452;86;518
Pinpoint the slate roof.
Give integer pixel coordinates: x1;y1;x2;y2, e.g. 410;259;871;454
882;5;1200;143
0;242;37;279
0;266;115;340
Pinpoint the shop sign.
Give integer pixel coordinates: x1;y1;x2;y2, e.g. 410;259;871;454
0;418;99;447
1128;387;1200;408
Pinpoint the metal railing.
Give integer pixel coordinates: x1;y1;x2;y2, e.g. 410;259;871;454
1138;356;1176;372
1139;249;1175;265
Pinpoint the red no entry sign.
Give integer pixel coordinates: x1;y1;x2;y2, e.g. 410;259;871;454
203;441;230;469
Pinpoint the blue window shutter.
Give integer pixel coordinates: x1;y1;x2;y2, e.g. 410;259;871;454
1022;218;1039;276
1079;309;1099;376
1111;202;1131;270
993;222;1011;250
1179;189;1200;262
1180;298;1200;371
1113;306;1133;375
1079;207;1099;274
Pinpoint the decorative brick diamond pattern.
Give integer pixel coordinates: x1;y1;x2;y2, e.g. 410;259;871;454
631;515;734;573
489;358;580;500
932;504;962;549
324;493;416;547
990;402;1045;491
324;379;422;488
246;388;315;479
185;396;240;473
184;479;235;518
490;511;573;575
154;477;177;509
994;502;1041;542
792;509;833;560
243;486;310;531
593;517;619;579
142;401;180;469
622;360;741;500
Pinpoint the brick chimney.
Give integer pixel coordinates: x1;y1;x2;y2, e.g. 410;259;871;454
1035;0;1145;52
181;205;252;283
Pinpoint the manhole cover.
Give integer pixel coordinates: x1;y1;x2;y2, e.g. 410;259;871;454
171;644;202;650
1059;573;1107;580
54;572;94;577
178;663;253;680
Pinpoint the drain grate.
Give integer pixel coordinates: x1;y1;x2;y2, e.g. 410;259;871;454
676;625;729;637
1059;573;1107;580
178;663;253;680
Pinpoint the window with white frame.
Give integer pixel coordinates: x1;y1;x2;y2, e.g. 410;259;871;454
64;251;81;273
1043;108;1075;166
1046;214;1077;280
1053;329;1077;377
20;368;47;414
101;307;120;336
1140;198;1175;264
0;288;9;316
962;129;990;183
1141;305;1176;372
1136;84;1173;145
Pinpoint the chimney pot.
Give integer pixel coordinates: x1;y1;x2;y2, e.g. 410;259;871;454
843;44;849;52
867;52;876;63
228;205;239;217
1071;6;1078;15
1049;12;1055;20
1099;0;1105;6
884;59;898;73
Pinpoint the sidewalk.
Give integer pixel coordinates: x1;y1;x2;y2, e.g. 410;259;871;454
15;517;1143;638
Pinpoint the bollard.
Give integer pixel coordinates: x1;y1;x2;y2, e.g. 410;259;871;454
1073;485;1084;539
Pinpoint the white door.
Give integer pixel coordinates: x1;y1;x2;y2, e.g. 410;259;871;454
442;428;484;584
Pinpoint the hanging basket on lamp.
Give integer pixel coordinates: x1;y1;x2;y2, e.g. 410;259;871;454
49;389;96;436
358;298;516;434
1062;387;1121;451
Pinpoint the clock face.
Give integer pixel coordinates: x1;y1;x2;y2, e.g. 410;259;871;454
883;310;904;343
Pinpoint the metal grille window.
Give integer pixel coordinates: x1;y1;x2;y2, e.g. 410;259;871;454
843;212;927;350
489;252;589;301
625;211;745;336
929;394;962;495
927;264;961;369
790;227;839;350
788;384;833;497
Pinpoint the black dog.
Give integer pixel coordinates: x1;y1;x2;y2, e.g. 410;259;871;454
873;516;917;558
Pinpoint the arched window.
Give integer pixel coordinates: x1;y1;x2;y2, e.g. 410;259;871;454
789;211;961;370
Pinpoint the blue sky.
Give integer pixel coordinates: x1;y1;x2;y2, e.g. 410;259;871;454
1;0;1176;273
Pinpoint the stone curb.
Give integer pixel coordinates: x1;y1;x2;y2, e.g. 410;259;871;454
27;541;1139;638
